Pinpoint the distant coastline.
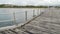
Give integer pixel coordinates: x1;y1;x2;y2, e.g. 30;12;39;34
0;4;60;8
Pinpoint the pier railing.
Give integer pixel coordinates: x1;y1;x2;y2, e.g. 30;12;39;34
0;8;46;28
13;9;44;26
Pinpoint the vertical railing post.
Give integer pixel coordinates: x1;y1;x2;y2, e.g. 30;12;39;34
37;8;39;16
25;11;27;21
39;9;40;15
38;9;40;15
33;10;35;17
39;8;41;14
13;12;17;25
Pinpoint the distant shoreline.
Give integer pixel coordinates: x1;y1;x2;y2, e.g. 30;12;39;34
0;4;60;8
0;4;49;8
0;6;48;8
0;7;48;8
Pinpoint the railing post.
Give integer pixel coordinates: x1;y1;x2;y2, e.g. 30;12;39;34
38;9;40;15
33;10;35;17
39;8;41;14
25;11;27;21
13;12;17;25
37;8;39;16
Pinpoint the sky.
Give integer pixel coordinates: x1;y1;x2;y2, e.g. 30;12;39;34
0;0;60;6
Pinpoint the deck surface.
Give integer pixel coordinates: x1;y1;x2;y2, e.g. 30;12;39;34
0;8;60;34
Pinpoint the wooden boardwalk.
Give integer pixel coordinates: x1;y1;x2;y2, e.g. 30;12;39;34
0;8;60;34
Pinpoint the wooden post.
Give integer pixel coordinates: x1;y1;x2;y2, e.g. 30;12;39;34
39;9;41;13
38;9;40;15
37;8;39;15
25;11;27;21
13;12;17;25
33;10;35;17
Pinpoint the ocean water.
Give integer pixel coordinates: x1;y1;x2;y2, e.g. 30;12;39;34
0;8;46;27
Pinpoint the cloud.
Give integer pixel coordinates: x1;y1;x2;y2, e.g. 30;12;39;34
0;0;60;6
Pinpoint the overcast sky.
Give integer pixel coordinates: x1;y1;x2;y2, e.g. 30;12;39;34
0;0;60;6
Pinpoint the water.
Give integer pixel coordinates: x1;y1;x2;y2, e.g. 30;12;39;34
0;8;46;27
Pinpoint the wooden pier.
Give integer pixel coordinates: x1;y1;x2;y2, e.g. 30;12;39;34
0;8;60;34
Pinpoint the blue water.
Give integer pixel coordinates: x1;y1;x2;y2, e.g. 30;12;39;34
0;8;44;27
